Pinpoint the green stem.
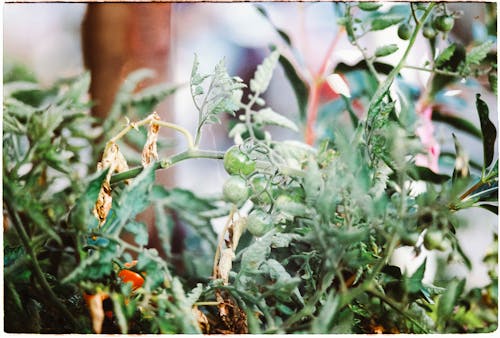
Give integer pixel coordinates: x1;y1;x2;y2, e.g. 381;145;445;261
367;288;430;333
367;3;436;117
5;202;82;331
110;149;224;185
403;64;460;77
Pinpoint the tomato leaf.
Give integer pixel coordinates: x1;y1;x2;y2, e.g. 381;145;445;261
476;94;497;168
278;53;309;122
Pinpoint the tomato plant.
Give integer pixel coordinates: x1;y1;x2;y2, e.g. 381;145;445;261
3;1;497;334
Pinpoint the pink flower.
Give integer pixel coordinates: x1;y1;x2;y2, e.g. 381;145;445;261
415;105;440;173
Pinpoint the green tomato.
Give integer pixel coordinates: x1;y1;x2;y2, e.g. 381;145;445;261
222;176;249;204
274;194;308;218
433;15;454;32
250;175;276;205
223;146;256;176
246;209;273;237
397;23;412;40
423;230;445;251
422;26;437;39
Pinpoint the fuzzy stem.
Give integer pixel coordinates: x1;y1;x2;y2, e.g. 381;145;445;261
110;149;224;185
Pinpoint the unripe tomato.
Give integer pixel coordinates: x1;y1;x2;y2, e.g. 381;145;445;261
433;15;454;32
397;23;412;40
274;194;308;218
223;146;256;176
250;175;276;205
223;176;249;204
246;209;273;237
423;230;445;251
422;26;437;39
118;269;144;290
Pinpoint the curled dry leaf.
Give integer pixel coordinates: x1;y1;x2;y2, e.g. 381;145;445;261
93;142;129;226
192;306;210;333
230;217;247;249
218;248;235;285
213;291;248;334
142;112;161;167
86;292;105;334
93;181;113;227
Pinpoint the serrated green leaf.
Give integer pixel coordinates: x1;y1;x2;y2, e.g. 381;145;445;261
278;54;309;122
105;68;156;131
255;107;298;132
250;51;279;94
358;2;383;11
405;259;426;294
435;44;456;68
113;165;155;233
125;221;149;246
476;94;497;168
375;44;399;57
371;15;405;31
466;40;494;66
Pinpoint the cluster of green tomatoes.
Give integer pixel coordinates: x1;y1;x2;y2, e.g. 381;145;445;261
397;12;455;41
221;145;305;238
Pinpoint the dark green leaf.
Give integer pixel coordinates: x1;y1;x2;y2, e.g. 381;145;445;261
335;60;394;75
371;15;405;31
437;279;466;325
409;165;450;184
405;259;426;294
432;110;482;138
278;54;309;122
488;69;497;94
375;44;399;57
476;94;497;168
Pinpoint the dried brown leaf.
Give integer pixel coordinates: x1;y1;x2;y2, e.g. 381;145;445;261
87;293;105;334
218;248;235;284
142;112;161;167
192;306;210;333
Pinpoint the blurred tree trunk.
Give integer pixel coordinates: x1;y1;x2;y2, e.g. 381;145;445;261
82;3;171;119
82;3;181;262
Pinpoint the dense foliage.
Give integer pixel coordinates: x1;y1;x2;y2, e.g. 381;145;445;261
3;2;498;334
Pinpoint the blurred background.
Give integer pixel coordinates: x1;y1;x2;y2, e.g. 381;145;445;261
3;2;497;289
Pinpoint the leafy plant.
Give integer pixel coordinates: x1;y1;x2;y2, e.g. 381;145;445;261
3;2;497;334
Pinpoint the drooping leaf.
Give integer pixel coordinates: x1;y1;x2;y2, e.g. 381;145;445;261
475;94;497;168
432;110;482;139
478;204;498;214
278;54;309;122
375;44;399;58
